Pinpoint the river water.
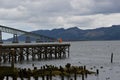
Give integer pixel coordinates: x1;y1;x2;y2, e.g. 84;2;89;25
2;41;120;80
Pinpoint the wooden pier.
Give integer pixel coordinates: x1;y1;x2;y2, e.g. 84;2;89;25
0;43;70;63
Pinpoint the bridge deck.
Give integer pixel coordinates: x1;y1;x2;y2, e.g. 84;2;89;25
0;43;70;63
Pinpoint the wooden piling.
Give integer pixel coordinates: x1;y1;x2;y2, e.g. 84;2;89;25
8;52;11;63
96;69;99;75
111;53;113;63
6;76;9;80
12;76;17;80
11;49;15;68
46;75;49;80
0;63;96;80
42;75;45;80
34;77;38;80
26;48;29;61
0;43;70;63
61;75;64;80
82;73;84;80
68;46;70;58
74;73;77;80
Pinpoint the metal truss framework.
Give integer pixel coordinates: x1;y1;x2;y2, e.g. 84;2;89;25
0;25;56;43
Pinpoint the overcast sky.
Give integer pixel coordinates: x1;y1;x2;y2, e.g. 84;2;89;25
1;0;120;39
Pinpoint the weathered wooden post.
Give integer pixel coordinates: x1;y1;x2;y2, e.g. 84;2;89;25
44;47;48;60
55;46;57;59
82;73;84;80
20;77;24;80
96;69;99;75
74;68;77;80
3;53;6;63
49;47;52;59
27;77;30;80
11;49;18;80
68;46;70;58
46;75;49;80
26;48;29;61
42;75;45;80
11;49;15;68
61;76;64;80
84;65;87;78
14;48;17;63
12;76;17;80
19;48;24;62
37;53;41;61
111;53;113;63
8;52;11;63
49;70;52;80
81;66;84;80
0;45;2;63
34;77;38;80
6;76;9;80
59;66;64;80
32;50;35;61
0;76;4;80
19;69;24;80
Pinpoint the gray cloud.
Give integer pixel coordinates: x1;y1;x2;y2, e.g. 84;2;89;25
91;0;120;14
0;0;120;32
0;0;23;8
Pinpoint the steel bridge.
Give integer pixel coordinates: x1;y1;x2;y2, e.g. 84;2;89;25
0;25;56;43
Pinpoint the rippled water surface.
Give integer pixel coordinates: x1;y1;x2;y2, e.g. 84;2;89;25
2;41;120;80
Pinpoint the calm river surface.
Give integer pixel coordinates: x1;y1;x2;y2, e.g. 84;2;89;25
2;41;120;80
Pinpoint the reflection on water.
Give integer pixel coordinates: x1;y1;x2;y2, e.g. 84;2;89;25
2;41;120;80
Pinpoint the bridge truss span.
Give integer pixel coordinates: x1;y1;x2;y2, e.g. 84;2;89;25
0;25;56;43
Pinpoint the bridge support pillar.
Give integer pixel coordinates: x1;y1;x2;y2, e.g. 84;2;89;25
25;36;31;43
12;34;18;43
0;31;3;43
36;38;42;43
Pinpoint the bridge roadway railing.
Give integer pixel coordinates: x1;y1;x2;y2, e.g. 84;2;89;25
0;25;56;43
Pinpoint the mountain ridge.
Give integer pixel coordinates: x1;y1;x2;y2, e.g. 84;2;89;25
6;25;120;41
33;25;120;41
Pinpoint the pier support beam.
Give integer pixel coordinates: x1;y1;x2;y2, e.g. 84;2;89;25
0;43;70;63
0;31;3;43
11;49;15;68
26;48;29;61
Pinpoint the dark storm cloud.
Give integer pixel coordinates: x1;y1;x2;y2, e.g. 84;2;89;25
91;0;120;14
